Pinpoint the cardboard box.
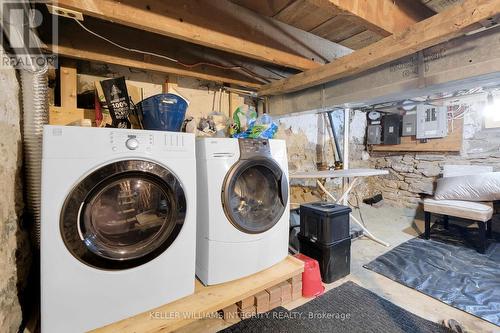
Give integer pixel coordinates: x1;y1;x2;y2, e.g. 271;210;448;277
221;304;240;323
265;285;281;303
255;291;269;308
280;281;292;304
238;305;257;319
237;296;255;309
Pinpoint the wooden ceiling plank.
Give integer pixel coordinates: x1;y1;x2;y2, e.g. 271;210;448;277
258;0;500;96
51;0;320;71
339;30;384;50
310;15;366;42
305;0;431;36
273;0;334;32
230;0;295;17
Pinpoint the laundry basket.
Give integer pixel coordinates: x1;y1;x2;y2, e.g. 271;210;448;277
137;93;188;132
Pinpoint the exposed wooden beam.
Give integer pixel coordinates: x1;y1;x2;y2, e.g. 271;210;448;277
44;18;265;88
51;0;322;70
267;26;500;115
306;0;431;36
50;45;262;89
259;0;500;96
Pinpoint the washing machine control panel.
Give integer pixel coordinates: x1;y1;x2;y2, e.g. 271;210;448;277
239;138;271;159
110;131;154;152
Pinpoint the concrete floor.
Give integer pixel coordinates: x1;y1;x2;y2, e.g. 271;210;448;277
178;204;499;333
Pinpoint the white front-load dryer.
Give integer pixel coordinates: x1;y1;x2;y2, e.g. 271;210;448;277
41;126;196;333
196;138;289;285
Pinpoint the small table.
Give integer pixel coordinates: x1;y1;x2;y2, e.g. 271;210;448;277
290;168;390;247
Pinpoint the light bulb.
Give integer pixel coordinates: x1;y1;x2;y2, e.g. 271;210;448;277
484;93;500;121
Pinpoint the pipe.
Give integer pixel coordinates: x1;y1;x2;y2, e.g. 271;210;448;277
21;68;49;246
327;111;343;163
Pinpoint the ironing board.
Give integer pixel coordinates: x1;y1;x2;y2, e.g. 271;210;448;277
291;168;390;247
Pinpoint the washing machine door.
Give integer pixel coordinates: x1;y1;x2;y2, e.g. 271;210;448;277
222;158;288;234
60;160;186;270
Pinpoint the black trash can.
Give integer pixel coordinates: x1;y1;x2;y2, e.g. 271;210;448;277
298;234;351;283
299;202;352;245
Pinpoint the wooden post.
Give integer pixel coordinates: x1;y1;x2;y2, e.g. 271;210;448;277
60;63;77;109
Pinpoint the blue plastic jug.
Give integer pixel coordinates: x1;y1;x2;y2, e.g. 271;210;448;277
137;93;188;132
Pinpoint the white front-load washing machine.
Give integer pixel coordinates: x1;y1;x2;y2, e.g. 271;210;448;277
196;138;289;285
41;126;196;333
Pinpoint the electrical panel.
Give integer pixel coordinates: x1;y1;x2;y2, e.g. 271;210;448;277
416;104;448;139
402;112;417;136
367;125;382;144
383;114;401;145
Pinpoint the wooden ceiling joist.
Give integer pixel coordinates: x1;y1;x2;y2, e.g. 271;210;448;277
45;18;266;88
51;0;322;71
306;0;430;36
258;0;500;96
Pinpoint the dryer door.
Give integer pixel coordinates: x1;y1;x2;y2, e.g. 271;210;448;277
60;160;186;270
222;158;288;234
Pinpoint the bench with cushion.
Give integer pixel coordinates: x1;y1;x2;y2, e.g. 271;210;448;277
422;165;495;253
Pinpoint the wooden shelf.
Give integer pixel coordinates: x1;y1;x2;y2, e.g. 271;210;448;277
90;256;304;333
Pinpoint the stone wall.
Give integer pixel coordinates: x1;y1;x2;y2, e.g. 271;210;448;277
277;93;500;209
351;93;500;208
0;50;31;332
276;111;346;206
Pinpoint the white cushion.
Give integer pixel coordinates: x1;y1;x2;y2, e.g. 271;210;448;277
423;198;493;222
434;172;500;201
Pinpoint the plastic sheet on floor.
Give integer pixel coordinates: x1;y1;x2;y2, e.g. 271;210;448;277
364;223;500;327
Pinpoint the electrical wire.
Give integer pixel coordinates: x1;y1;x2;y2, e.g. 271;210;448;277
73;18;271;80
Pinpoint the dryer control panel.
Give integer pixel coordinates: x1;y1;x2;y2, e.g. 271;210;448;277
239;138;271;159
110;131;154;152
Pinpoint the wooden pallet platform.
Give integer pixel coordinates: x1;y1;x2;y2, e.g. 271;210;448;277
90;256;304;333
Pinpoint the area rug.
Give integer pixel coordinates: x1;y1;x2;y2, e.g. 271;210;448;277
364;223;500;326
219;281;451;333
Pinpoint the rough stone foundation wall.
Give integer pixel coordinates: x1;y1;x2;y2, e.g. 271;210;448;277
278;94;500;209
350;95;500;208
276;112;347;206
0;48;31;332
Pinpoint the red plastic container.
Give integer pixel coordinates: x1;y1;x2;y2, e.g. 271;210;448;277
294;253;325;297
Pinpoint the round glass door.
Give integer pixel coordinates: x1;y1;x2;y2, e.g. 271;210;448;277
222;159;288;234
61;160;186;270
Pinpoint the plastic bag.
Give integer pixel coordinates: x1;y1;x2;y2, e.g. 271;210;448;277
233;113;278;139
229;105;257;136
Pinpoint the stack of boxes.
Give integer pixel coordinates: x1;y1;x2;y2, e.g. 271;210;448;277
298;202;352;283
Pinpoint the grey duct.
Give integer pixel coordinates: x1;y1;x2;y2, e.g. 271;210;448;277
21;68;48;246
1;0;49;246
